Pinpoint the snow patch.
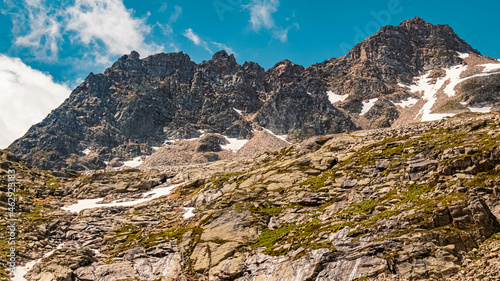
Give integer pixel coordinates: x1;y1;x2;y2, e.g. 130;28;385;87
152;146;160;150
233;108;243;115
410;71;452;121
457;52;470;59
186;135;204;141
360;98;378;116
263;128;290;144
122;156;143;168
221;137;249;152
327;91;348;104
164;139;179;144
62;183;183;213
393;98;419;108
469;107;492;113
411;70;456;122
183;207;195;219
409;63;500;122
82;148;91;156
442;65;468;97
13;243;65;281
480;63;500;72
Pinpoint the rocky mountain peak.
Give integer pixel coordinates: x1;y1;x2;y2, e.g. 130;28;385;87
347;16;478;64
266;59;304;85
103;51;196;82
399;16;432;29
205;50;238;70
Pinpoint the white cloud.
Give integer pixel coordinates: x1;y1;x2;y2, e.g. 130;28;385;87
245;0;296;42
212;42;237;57
5;0;163;65
183;28;201;45
5;0;62;61
169;6;182;23
66;0;163;62
159;3;168;13
0;55;71;148
183;28;213;54
248;0;278;31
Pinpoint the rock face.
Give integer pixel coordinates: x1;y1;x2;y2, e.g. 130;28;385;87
2;113;500;281
8;49;356;171
11;17;500;171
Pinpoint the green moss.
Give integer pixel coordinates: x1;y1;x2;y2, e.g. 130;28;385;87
104;224;143;257
465;169;500;188
381;143;404;157
250;206;284;216
361;209;402;228
485;232;500;244
330;221;356;232
399;184;434;205
298;169;338;190
253;225;297;255
45;178;61;189
142;228;188;248
351;199;377;214
208;172;244;188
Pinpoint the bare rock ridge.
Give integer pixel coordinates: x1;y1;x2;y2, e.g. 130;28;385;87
8;17;500;171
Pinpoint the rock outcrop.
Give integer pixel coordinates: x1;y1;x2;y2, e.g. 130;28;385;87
3;113;500;281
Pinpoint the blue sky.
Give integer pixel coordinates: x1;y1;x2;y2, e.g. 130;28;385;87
1;0;500;147
1;0;500;86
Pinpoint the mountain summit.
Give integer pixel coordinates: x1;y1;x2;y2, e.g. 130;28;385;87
8;18;500;170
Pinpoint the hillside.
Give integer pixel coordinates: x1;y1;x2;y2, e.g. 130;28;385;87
2;112;500;280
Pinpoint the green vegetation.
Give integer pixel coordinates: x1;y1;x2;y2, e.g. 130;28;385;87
253;218;338;256
399;184;434;204
250;206;285;216
253;224;297;255
142;228;188;248
345;199;377;214
465;169;500;188
207;171;245;188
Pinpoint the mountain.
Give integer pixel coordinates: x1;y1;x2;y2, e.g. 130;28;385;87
3;112;500;280
8;17;500;172
4;16;500;281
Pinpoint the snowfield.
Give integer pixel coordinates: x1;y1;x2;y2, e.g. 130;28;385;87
221;137;249;152
62;183;183;213
360;98;378;116
263;128;290;144
327;91;348;104
122;156;143;168
393;97;419;108
13;243;66;281
406;62;500;122
183;207;195;219
469;107;492;113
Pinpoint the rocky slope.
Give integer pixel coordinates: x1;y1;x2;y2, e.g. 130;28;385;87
2;112;500;280
9;17;500;171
